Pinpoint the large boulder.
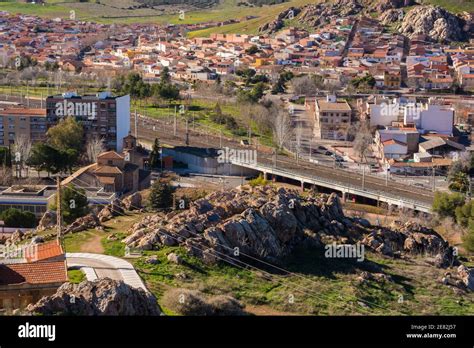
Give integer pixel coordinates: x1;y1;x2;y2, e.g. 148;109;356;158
458;265;474;291
122;192;142;211
26;278;161;316
36;210;57;232
399;5;468;42
64;214;101;234
98;199;124;223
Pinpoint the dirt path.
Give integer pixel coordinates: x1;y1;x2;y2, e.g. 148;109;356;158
80;233;104;254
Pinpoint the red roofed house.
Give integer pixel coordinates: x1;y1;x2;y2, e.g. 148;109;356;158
0;240;67;311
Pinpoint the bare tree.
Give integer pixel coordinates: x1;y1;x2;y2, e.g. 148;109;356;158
86;135;105;163
272;107;292;150
350;121;373;162
291;75;320;96
12;134;32;178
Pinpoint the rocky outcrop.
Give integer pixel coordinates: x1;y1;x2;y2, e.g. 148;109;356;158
258;0;413;33
124;187;342;263
37;210;57;231
399;5;470;42
458;265;474;291
258;7;301;34
26;278;161;316
98;199;125;223
64;214;101;234
380;8;404;25
361;221;452;265
122;192;142;211
122;186;454;267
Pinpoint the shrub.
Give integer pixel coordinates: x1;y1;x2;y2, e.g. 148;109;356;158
249;174;269;187
161;288;246;316
432;191;465;218
0;208;36;228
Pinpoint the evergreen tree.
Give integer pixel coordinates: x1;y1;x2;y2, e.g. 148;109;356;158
149;138;161;169
148;180;173;210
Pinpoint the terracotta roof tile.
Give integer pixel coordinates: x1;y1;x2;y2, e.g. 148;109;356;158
0;261;67;285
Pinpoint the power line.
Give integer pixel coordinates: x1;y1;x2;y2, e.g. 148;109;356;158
64;178;406;315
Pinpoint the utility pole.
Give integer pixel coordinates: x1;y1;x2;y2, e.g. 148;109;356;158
26;81;29;108
134;109;138;138
185;117;189;146
309;137;312;162
362;164;365;190
56;176;62;247
273;147;277;168
173;106;177;137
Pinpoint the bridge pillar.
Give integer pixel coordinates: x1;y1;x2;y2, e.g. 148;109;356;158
342;191;346;203
300;181;304;191
263;172;268;181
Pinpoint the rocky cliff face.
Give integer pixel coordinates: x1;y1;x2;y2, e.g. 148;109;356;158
27;278;162;316
258;0;410;34
123;186;454;267
399;5;470;42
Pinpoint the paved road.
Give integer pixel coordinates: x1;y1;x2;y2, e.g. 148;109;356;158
66;253;148;292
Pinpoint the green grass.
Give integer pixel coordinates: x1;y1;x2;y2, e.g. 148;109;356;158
67;269;85;284
58;207;474;315
136;98;273;146
424;0;474;13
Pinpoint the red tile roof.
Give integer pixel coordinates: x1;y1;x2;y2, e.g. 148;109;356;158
26;240;64;263
0;261;67;285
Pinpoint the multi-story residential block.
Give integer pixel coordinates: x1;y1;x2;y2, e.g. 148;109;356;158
314;96;352;140
0;108;47;146
46;92;130;152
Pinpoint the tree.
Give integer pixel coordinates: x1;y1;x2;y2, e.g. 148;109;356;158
156;83;180;100
350;74;376;91
27;143;75;175
54;184;89;224
160;66;171;85
245;45;259;55
0;146;12;167
149;138;161;169
455;200;474;227
449;171;470;193
47;116;84;154
350;122;373;162
85;135;105;163
432;191;465;219
148;180;173;210
13;134;32;177
272;107;292;150
0;208;36;228
448;153;472;193
291;74;323;96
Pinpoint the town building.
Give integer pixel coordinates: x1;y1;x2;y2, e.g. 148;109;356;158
0;108;47;146
314;96;352;140
0;240;67;311
62;135;150;194
46;92;130;152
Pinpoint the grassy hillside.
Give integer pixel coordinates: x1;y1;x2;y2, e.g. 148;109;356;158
61;211;474;315
0;0;472;34
423;0;474;13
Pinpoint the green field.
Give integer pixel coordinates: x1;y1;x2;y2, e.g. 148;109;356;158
1;0;472;38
